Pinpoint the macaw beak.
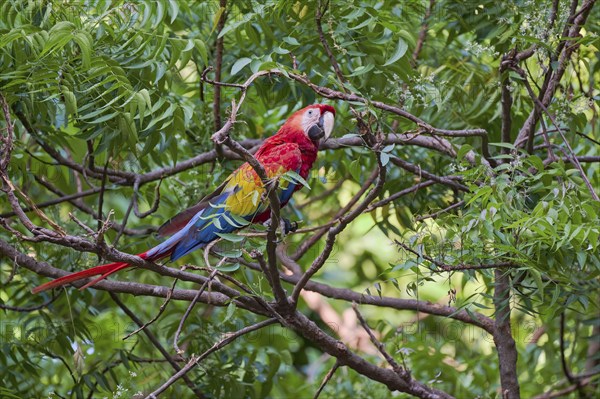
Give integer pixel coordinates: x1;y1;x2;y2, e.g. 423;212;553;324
308;111;335;141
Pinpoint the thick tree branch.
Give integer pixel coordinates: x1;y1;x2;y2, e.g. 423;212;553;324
493;270;520;398
283;310;455;399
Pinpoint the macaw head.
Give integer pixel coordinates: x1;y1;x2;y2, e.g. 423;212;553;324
283;104;336;142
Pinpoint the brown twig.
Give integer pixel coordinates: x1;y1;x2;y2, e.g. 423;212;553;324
173;268;219;355
313;360;341;399
146;318;278;398
122;277;179;340
0;290;59;312
212;0;227;133
292;168;378;260
394;240;515;271
412;0;435;63
352;302;408;378
315;0;346;88
292;151;387;304
414;200;465;222
511;65;600;201
132;177;163;218
514;0;596;149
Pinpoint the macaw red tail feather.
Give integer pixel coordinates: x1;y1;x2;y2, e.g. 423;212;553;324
31;252;149;294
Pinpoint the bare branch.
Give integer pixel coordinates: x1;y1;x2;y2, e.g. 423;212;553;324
352;302;408;378
271;251;494;333
414;200;465;222
292;168;379;260
0;291;60;312
511;65;599;201
514;0;596;149
412;0;435;63
212;0;228;133
315;0;346;87
132;177;162;218
283;310;455;398
291;153;387;303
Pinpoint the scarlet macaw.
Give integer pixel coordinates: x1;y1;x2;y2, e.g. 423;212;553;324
32;104;335;293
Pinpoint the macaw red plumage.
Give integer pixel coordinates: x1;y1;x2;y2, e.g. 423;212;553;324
32;104;336;293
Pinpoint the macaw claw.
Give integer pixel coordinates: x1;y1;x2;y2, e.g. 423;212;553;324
283;218;298;234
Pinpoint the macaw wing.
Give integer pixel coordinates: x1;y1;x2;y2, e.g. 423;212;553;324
157;178;231;238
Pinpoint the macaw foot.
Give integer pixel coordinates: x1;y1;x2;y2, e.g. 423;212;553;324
265;218;299;235
283;218;299;234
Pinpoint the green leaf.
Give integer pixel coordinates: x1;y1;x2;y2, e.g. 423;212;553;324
383;38;408;66
349;159;362;182
281;170;311;190
231;57;252;75
216;232;245;242
223;302;237;323
282;36;300;46
72;31;93;68
194;39;208;65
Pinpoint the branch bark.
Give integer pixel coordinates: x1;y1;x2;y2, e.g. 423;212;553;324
492;270;520;398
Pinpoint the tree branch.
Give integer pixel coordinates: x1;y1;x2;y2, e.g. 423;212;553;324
145;318;278;398
493;270;520;398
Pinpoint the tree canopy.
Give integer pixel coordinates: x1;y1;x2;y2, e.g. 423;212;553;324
0;1;599;398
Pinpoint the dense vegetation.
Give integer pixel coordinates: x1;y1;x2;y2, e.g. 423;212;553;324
1;1;598;398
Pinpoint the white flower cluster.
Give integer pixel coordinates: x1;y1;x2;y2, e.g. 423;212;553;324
113;384;129;398
464;40;499;58
393;73;446;108
518;0;569;42
570;97;594;115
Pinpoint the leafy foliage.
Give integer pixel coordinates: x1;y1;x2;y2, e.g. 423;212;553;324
1;0;599;398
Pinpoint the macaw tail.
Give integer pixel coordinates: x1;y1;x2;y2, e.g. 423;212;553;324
31;252;150;294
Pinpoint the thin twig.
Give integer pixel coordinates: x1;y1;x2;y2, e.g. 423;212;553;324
292;151;387;304
0;290;59;312
133;177;163;218
122;277;179;340
414;200;465;222
292;168;378;260
313;360;341;399
412;0;435;63
353;302;408;379
0;186;104;218
97;159;109;231
173;269;219;355
365;180;437;213
395;240;515;271
146;318;278;398
511;65;599;201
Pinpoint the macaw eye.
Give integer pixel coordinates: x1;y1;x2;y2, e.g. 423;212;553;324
307;110;313;116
